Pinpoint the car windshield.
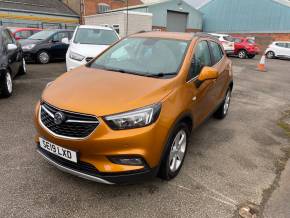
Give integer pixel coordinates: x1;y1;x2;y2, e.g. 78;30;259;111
28;30;56;40
224;36;234;42
74;28;119;45
90;37;189;77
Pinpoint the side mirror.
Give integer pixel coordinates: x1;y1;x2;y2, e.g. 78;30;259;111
7;44;17;51
198;66;218;82
61;37;69;44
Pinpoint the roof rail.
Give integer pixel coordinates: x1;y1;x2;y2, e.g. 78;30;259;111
195;32;216;38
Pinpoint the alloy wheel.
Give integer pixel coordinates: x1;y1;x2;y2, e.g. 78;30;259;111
238;51;246;59
6;72;12;94
169;129;187;173
267;51;274;59
22;58;27;73
223;90;231;115
39;52;49;64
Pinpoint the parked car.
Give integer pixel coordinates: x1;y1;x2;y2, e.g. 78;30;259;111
65;25;120;71
209;33;235;54
9;27;42;40
265;41;290;59
34;32;233;184
20;29;73;64
232;37;260;59
0;27;26;98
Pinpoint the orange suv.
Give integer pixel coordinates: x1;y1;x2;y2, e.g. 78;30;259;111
34;32;233;184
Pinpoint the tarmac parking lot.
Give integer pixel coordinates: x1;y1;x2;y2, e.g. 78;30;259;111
0;57;290;217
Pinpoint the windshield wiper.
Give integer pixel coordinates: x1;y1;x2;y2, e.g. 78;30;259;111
144;72;177;78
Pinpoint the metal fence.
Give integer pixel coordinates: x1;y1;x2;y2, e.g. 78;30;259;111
0;20;78;30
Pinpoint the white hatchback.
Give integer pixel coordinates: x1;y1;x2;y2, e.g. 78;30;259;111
209;33;235;54
65;25;120;71
265;41;290;59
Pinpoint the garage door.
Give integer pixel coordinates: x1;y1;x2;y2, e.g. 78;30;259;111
166;11;188;32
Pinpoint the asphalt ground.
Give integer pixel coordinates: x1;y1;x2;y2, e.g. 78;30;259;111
0;57;289;218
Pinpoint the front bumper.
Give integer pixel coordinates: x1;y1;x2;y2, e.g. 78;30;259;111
23;51;37;62
37;145;158;184
34;101;169;183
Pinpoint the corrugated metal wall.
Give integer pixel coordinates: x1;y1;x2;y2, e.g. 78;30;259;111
200;0;290;33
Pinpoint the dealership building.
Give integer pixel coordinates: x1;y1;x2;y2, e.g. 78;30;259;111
0;0;79;29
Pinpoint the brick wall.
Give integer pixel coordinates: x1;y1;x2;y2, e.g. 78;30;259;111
84;0;143;16
230;33;290;52
152;26;201;33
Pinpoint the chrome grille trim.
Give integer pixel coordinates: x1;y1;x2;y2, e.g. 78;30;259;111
39;103;99;140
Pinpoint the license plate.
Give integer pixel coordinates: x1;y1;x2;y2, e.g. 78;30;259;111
39;138;78;163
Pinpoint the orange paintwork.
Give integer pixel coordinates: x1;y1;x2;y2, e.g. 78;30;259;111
34;32;233;174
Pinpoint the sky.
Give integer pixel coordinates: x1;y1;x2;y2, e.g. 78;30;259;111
183;0;211;8
141;0;211;9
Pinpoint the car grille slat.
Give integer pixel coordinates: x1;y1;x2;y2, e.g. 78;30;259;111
40;103;99;138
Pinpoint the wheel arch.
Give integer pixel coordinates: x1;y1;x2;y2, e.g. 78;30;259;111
157;111;193;170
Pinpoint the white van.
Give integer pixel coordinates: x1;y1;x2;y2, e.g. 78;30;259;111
64;25;120;71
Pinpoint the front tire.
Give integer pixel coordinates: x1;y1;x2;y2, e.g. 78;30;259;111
266;51;275;59
214;89;232;119
238;50;247;59
37;51;50;64
159;122;189;180
0;70;13;98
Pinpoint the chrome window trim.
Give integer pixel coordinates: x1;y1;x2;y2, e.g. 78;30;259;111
39;104;99;141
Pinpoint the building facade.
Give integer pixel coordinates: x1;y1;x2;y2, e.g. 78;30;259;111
200;0;290;50
83;0;143;16
0;0;79;29
110;0;203;32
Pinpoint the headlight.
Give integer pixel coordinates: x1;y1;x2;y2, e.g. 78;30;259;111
69;51;85;61
22;44;36;50
104;103;161;130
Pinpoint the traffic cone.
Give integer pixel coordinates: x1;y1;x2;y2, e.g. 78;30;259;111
257;55;266;72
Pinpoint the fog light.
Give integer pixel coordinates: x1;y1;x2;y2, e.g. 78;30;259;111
109;156;144;166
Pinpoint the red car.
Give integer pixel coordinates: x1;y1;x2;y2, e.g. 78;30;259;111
8;27;42;40
232;37;260;59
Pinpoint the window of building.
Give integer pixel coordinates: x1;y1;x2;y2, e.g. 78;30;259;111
98;3;111;13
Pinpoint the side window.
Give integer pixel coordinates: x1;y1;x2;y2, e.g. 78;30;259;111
276;43;286;48
1;30;13;45
188;41;211;80
209;41;224;65
52;32;69;42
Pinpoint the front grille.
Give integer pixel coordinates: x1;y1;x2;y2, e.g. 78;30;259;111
85;57;93;62
40;103;99;138
38;145;99;175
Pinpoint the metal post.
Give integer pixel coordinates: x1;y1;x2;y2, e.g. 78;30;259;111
126;0;129;36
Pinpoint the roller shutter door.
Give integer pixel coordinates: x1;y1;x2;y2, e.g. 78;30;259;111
166;11;188;32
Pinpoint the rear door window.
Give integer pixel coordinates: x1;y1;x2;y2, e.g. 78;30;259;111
209;41;224;64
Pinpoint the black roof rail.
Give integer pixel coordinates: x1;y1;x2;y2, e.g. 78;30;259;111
194;32;216;38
